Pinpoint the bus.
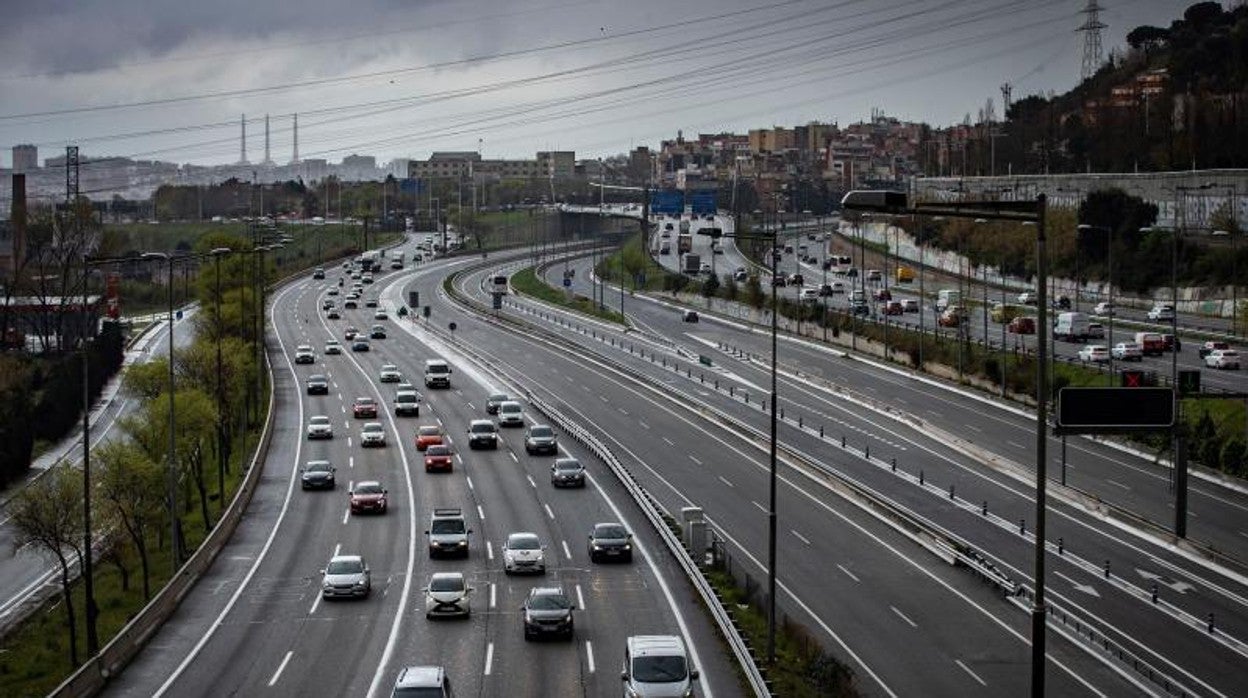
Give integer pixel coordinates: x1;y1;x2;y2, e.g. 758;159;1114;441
829;255;854;274
490;273;509;295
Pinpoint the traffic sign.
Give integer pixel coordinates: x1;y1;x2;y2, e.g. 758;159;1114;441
423;305;431;318
1056;387;1175;434
449;322;457;332
651;190;684;215
1178;370;1201;396
562;278;572;288
408;290;420;308
690;190;717;215
1120;370;1157;387
492;292;503;310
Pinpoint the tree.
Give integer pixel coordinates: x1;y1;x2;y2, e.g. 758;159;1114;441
95;441;164;600
122;388;219;533
10;466;85;666
1126;25;1170;55
123;358;170;401
701;274;720;299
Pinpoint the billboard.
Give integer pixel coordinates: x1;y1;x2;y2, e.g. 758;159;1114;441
1056;387;1175;434
690;190;718;215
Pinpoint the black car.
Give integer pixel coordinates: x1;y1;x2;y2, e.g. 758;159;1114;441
587;522;633;563
306;374;329;395
485;392;510;415
550;458;585;488
370;325;387;339
467;419;499;449
849;301;870;316
300;460;336;490
352;338;371;352
682;310;699;323
522;586;575;640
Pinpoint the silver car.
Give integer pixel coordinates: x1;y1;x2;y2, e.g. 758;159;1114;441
306;415;333;440
497;400;525;428
360;422;386;447
502;532;547;575
378;364;402;383
321;554;370;599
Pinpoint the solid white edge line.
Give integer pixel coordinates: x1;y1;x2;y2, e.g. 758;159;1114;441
154;282;308;698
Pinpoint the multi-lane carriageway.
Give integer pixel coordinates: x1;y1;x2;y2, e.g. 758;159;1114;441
106;235;1248;697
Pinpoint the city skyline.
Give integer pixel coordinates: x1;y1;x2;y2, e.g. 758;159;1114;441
1;0;1189;168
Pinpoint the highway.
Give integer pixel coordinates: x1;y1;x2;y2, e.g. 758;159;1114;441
104;240;735;698
515;244;1248;696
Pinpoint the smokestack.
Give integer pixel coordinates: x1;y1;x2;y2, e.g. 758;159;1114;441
292;113;300;164
264;114;271;165
239;113;249;165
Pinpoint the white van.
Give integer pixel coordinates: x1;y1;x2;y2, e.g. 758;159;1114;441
1053;312;1091;342
622;636;698;697
423;359;452;389
936;289;961;312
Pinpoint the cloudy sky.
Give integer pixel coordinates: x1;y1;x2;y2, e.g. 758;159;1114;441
0;0;1190;167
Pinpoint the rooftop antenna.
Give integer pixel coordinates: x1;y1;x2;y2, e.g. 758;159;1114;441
1078;0;1106;82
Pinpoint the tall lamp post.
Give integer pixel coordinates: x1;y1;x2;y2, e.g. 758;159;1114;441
1077;224;1114;383
141;251;182;570
208;248;232;503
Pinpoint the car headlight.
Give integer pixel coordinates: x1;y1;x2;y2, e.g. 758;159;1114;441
683;688;693;698
622;544;631;550
592;544;602;550
322;580;331;589
456;541;467;547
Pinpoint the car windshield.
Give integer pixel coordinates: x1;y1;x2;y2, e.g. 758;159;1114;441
419;426;441;437
310;417;330;425
306;462;331;472
355;482;383;494
508;535;540;550
396;393;416;402
556;461;582;473
426;445;449;456
427;364;449;374
431;520;464;535
529;426;553;437
429;576;464;593
501;403;521;414
363;424;383;433
594;524;627;539
382;364;397;371
527;593;569;610
310;375;325;382
327;559;363;575
471;422;495;433
356;397;374;406
632;655;689;683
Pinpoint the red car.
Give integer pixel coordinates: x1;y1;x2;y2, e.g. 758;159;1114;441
349;480;387;515
415;425;444;451
873;288;892;302
424;444;453;472
882;300;903;315
1008;317;1036;335
352;396;378;419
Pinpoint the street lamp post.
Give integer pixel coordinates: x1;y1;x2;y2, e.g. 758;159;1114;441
209;248;232;504
141;251;181;570
80;253;100;655
1078;224;1114;384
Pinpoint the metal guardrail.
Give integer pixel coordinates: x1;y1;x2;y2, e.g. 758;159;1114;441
438;262;772;696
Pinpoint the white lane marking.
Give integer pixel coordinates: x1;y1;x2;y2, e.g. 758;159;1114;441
455;453;463;465
477;504;486;521
527;475;537;488
467;402;476;411
268;651;294;686
509;451;519;463
662;437;675;446
791;530;811;545
576;584;585;611
1240;531;1248;540
341;508;349;525
598;395;609;402
486;540;494;561
466;475;474;491
965;424;982;432
752;501;767;513
489;583;497;609
955;659;988;687
347;437;352;448
484;642;494;675
639;420;650;430
689;455;702;465
891;606;917;628
837;564;860;583
618;407;629;415
348;456;354;469
718;475;734;488
436;416;444;427
1107;479;1131;491
562;540;572;560
544;503;556;520
586;641;596;673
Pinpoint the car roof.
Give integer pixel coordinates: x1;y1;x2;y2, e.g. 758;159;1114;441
393;666;444;689
470;418;495;426
628;635;686;656
528;585;565;598
430;571;464;582
507;531;539;542
330;554;363;564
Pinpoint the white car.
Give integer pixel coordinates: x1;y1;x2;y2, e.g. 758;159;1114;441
307;415;333;439
502;532;547;575
798;288;819;303
1078;345;1110;363
294;345;315;364
698;262;712;274
497;401;525;428
1111;342;1143;361
1018;291;1038;305
374;310;389;321
378;364;402;383
324;339;343;355
1148;305;1175;321
1093;302;1115;316
423;571;472;618
1205;349;1240;370
360;422;386;447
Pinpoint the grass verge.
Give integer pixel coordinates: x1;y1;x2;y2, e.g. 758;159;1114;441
509;267;625;325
